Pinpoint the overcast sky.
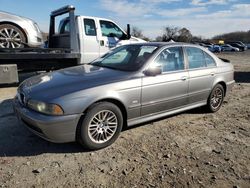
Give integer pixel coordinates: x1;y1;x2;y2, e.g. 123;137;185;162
1;0;250;39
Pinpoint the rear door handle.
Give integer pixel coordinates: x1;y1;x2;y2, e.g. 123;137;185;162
181;76;188;81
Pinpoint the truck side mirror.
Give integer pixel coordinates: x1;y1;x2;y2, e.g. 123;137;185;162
127;24;131;40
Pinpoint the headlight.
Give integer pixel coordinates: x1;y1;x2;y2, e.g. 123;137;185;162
27;99;64;115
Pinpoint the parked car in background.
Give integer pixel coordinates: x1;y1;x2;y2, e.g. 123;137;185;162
228;42;247;51
213;45;221;53
235;41;248;51
13;42;235;150
221;44;239;52
204;45;214;52
204;44;221;53
203;42;214;46
0;11;43;48
234;41;247;47
246;43;250;49
198;43;206;47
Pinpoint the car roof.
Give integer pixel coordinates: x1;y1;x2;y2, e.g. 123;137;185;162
0;10;32;22
126;42;200;48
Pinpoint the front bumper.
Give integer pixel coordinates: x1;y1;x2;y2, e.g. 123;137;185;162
13;97;82;143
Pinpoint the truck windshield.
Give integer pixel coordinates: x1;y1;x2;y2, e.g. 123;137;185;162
91;45;158;71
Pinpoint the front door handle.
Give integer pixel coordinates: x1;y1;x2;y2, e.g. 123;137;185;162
100;40;104;46
181;76;188;81
210;72;215;76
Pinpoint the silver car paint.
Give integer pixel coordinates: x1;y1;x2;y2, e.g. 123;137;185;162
0;11;43;47
13;43;235;143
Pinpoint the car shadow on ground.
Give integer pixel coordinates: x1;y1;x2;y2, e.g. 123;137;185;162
234;71;250;83
0;99;87;157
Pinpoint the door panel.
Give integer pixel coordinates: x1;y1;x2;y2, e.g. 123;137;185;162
185;47;216;104
81;18;100;63
141;72;189;116
141;46;188;116
98;20;126;55
188;68;216;103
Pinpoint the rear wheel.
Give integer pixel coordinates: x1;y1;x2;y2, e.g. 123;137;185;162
0;24;26;48
77;102;123;150
206;84;224;112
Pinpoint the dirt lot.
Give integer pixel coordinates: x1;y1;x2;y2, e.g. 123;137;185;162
0;51;249;188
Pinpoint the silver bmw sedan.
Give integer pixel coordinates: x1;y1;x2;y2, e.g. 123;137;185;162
13;42;235;150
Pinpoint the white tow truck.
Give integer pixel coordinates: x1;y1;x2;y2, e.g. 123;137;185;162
0;5;145;84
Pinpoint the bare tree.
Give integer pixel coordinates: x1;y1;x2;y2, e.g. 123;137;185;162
131;27;143;38
155;36;163;42
131;26;150;41
162;26;179;41
177;28;192;42
155;26;193;42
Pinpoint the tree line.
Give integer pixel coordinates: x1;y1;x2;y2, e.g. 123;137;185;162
131;26;250;44
212;31;250;43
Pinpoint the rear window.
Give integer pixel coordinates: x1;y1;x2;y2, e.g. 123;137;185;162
84;19;96;36
58;20;70;34
204;52;216;67
186;47;206;69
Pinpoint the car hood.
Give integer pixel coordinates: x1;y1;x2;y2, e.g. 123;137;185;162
0;11;33;23
19;64;133;101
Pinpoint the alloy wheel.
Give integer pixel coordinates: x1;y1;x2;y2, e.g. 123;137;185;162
0;27;22;48
88;110;118;144
210;87;223;110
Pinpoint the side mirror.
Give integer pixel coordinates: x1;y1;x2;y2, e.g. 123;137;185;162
144;66;162;76
126;24;131;40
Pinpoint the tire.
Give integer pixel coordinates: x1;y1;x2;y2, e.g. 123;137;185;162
206;84;224;113
0;24;26;48
77;102;123;150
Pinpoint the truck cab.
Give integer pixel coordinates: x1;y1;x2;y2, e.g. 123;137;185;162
50;5;145;64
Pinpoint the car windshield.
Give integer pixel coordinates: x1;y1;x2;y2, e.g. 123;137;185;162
91;45;158;71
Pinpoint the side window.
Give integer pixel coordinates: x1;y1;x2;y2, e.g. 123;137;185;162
99;20;124;38
186;47;206;69
154;47;185;72
59;20;70;34
204;52;216;67
84;19;96;36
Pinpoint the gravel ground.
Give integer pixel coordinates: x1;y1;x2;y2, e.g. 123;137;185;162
0;51;249;188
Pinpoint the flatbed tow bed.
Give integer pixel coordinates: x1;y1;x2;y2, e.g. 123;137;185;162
0;48;80;72
0;5;81;83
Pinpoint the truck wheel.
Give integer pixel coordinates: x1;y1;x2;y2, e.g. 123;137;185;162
0;24;26;48
206;84;224;112
77;102;123;150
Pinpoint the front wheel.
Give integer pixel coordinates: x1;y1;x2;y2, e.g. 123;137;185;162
0;24;26;48
77;102;123;150
206;84;225;112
